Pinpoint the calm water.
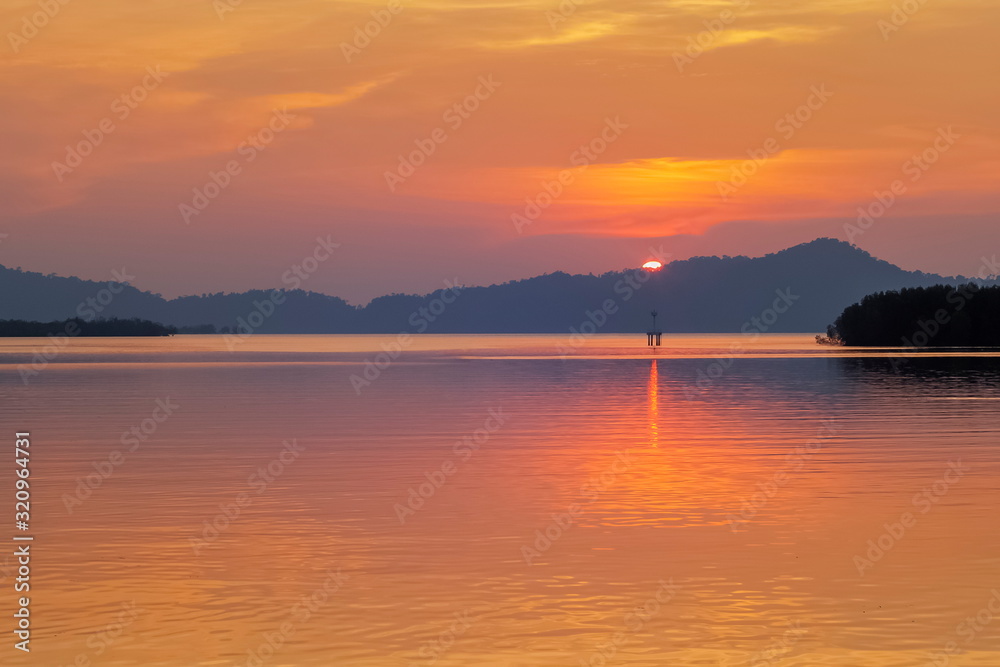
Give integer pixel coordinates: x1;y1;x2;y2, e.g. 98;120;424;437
2;334;1000;666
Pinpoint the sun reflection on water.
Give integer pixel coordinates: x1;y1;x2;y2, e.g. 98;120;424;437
648;359;659;447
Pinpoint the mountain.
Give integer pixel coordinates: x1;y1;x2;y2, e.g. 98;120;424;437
1;239;992;333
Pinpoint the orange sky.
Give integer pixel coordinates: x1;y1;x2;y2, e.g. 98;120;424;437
1;0;997;301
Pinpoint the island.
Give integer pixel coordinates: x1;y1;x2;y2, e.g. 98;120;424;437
0;318;215;337
825;284;1000;346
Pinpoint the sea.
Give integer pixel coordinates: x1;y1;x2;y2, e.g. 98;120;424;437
2;334;999;666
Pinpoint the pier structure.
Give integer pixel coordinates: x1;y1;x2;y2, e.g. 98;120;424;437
646;310;662;347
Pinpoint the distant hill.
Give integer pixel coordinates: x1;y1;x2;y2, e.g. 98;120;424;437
1;239;993;333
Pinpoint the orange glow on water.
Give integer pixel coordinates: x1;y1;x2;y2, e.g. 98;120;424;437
8;336;1000;665
648;359;659;448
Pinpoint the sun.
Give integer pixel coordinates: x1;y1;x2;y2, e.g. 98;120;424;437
642;261;663;271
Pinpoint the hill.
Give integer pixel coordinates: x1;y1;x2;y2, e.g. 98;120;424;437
1;239;993;333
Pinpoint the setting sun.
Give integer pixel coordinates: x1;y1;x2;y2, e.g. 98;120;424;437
642;261;663;271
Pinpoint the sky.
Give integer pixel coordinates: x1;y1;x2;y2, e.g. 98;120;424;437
1;0;997;303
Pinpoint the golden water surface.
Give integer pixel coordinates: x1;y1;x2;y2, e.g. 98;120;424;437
1;334;999;666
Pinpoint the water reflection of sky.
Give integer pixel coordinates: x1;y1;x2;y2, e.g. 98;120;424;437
2;335;999;666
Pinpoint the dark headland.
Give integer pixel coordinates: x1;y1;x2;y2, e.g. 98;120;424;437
826;284;1000;347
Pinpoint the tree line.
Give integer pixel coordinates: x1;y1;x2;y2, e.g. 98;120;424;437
0;317;213;337
829;284;1000;346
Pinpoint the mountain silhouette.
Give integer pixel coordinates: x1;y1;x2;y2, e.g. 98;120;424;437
1;239;992;333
